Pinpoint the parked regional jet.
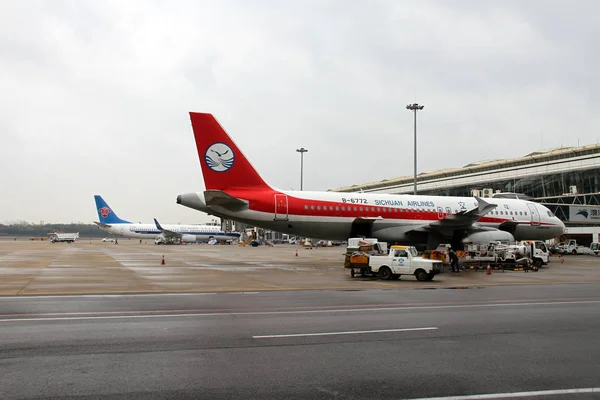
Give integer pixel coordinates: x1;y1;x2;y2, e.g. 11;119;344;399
93;195;240;243
177;113;565;249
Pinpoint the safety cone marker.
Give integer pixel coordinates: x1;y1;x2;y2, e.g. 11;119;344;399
161;255;165;265
486;264;492;275
295;250;298;257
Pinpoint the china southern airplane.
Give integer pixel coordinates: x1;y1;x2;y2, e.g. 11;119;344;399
177;113;565;249
93;195;240;243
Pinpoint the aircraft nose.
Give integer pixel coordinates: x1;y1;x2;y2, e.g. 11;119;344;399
556;218;566;235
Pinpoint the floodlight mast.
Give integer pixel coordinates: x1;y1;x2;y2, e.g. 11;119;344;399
406;103;425;195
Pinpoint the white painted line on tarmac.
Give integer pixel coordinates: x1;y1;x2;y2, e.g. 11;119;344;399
252;327;438;339
1;300;599;322
0;292;219;299
405;387;600;399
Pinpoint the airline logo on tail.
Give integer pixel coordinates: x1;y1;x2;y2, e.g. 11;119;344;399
205;142;235;172
99;207;111;218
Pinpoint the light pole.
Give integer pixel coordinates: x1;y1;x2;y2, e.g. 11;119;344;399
296;147;308;191
406;103;424;195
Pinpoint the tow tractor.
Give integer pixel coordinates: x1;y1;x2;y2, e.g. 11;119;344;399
344;239;444;281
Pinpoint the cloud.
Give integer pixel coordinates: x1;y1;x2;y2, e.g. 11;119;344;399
0;0;598;222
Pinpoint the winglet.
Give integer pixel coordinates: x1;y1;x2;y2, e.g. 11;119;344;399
153;218;164;231
474;196;497;215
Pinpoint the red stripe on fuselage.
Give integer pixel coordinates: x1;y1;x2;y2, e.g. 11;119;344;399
222;189;558;226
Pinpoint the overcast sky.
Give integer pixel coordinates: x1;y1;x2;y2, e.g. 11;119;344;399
1;0;599;224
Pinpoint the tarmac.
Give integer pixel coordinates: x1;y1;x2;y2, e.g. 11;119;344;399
0;239;599;296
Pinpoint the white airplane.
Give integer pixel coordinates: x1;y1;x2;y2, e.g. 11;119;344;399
177;113;565;249
93;195;241;243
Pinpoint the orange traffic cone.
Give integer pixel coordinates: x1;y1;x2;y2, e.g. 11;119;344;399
486;265;492;275
161;255;165;265
295;250;298;257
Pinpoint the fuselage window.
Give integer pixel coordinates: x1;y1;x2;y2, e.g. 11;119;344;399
377;207;381;212
317;206;321;210
304;205;308;210
342;206;346;211
335;206;340;211
353;206;357;211
383;208;387;212
371;207;375;212
311;205;315;210
329;206;334;211
359;207;363;212
524;212;527;216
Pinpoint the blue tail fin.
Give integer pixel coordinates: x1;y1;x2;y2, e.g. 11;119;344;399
94;195;131;224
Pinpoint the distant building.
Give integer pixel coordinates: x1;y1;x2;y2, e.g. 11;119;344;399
330;144;600;244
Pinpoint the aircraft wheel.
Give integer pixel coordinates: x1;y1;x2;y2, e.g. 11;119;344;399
391;274;400;280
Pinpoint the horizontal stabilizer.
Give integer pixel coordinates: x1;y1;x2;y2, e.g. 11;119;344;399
93;221;112;229
204;190;249;212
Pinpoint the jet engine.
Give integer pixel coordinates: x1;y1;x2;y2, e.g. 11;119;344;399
181;235;196;243
461;231;515;245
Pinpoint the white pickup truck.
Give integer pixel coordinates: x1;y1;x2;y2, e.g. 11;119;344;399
557;239;591;255
347;245;444;281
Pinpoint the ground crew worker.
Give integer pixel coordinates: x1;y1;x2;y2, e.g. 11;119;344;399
449;248;459;272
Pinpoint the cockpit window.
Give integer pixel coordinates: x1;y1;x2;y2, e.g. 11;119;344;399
547;211;555;217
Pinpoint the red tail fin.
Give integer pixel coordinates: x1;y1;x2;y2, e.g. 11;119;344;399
189;112;271;191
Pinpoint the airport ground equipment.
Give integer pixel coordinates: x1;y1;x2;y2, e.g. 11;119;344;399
48;232;79;243
344;239;444;281
590;242;600;256
461;241;541;271
518;240;551;268
555;239;592;255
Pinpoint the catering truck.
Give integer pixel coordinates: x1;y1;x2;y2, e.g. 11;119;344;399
345;244;444;281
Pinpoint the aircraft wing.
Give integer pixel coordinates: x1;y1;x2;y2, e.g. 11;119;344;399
93;221;112;229
153;218;182;238
412;196;498;235
204;190;249;212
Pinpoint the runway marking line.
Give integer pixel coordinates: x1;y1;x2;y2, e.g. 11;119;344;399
0;300;599;322
253;327;437;338
406;387;600;399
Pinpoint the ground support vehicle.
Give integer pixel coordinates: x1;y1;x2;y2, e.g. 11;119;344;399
590;242;600;256
461;241;539;272
345;242;444;281
556;239;592;255
48;233;79;243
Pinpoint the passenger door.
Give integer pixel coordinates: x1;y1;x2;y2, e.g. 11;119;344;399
526;203;541;226
274;194;289;221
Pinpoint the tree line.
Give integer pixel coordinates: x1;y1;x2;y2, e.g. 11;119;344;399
0;222;106;238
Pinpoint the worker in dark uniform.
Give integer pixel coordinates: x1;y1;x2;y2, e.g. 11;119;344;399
449;247;459;272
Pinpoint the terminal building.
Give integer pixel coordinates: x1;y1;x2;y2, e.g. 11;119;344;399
330;143;600;245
